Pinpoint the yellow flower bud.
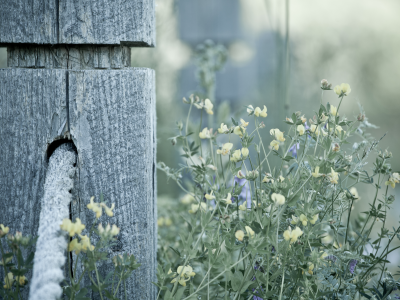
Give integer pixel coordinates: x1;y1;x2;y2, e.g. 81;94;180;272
297;124;305;136
204;99;214;115
245;226;255;238
217;143;233;155
0;224;10;237
235;230;245;241
233;126;245;137
271;193;285;205
199;127;212;139
241;147;249;158
270;140;279;151
230;150;242;162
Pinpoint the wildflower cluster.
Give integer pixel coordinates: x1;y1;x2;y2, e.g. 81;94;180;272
58;195;140;299
0;225;35;298
157;79;400;299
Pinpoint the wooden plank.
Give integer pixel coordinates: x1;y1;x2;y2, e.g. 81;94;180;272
68;68;156;299
7;45;131;69
59;0;155;46
0;68;68;239
0;0;58;45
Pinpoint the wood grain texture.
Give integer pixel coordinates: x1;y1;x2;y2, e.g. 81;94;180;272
59;0;155;46
0;68;68;298
68;68;156;299
7;45;131;69
0;0;155;46
0;0;58;45
0;68;68;233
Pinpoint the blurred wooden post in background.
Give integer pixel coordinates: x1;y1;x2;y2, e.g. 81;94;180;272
0;1;156;298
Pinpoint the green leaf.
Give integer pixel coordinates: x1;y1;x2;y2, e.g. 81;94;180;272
231;271;244;291
174;286;186;299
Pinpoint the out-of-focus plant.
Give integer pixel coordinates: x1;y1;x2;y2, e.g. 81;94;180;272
157;79;400;299
60;195;141;300
0;226;36;299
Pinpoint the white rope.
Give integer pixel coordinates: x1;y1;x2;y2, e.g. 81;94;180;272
29;143;76;300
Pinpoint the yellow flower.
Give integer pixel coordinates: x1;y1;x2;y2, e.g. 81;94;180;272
79;234;95;251
254;105;267;117
270;140;280;151
181;194;195;204
101;203;115;217
297;124;305;136
165;218;172;226
217;143;233;155
233;126;246;137
218;123;229;134
247;105;254;114
310;124;318;134
321;234;333;244
204;99;214;115
270;129;285;142
283;226;303;244
245;226;255;238
299;214;308;226
87;196;103;218
349;187;360;200
271;193;285;206
0;224;9;237
68;239;82;254
189;203;210;213
385;172;400;188
230;149;242;162
223;193;232;204
239;202;247;211
312;166;323;178
262;173;274;183
205;191;215;200
171;265;196;286
334;83;351;96
17;275;27;286
60;218;85;236
0;255;12;266
291;215;299;225
307;263;315;275
235;230;245;241
199;127;212;139
157;217;165;226
3;272;14;289
330;105;338;116
240;119;249;127
278;176;285;182
329;168;339;184
301;116;307;123
241;147;249;158
310;214;319;225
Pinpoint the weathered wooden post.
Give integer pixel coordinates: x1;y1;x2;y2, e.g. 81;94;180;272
0;1;156;299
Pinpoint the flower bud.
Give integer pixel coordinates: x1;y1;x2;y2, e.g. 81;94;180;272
357;113;365;122
237;170;245;179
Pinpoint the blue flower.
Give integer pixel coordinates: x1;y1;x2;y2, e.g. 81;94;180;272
234;176;251;208
289;143;300;158
348;259;358;274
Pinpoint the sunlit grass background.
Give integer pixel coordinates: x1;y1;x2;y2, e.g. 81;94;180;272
1;0;399;274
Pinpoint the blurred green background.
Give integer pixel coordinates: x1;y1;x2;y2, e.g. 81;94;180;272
1;0;399;268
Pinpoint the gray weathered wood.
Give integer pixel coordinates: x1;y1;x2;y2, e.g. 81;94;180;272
59;0;155;46
0;0;58;44
29;144;77;300
0;0;155;46
0;68;68;234
68;68;157;299
7;45;131;69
